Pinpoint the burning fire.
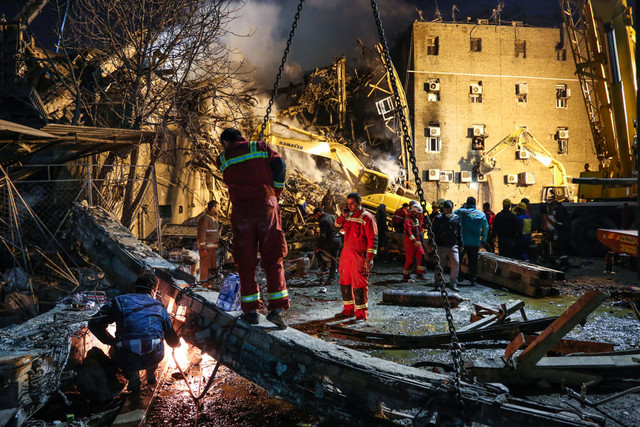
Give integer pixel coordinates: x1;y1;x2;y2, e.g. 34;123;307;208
171;337;190;371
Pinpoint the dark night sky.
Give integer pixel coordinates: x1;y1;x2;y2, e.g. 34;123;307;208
1;0;635;87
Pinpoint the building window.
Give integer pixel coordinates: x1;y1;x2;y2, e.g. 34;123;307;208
470;38;482;52
556;49;567;61
514;40;526;57
472;137;485;151
425;125;441;152
557;127;569;154
159;205;172;218
426;37;439;55
556;84;570;108
424;79;440;101
516;83;528;103
426;137;441;152
469;81;483;103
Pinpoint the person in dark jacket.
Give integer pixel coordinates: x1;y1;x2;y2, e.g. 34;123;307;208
493;198;519;258
431;200;463;291
454;196;489;286
313;207;341;285
88;273;180;392
516;202;533;261
375;204;389;259
482;202;496;253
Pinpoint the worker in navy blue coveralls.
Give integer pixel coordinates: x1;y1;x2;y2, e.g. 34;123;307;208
89;273;180;392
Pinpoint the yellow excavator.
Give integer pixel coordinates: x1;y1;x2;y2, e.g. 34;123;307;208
259;120;425;215
478;127;572;203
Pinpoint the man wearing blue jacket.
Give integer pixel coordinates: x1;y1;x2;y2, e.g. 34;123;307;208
454;196;489;286
89;273;180;392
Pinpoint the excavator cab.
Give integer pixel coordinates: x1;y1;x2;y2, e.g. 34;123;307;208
356;170;389;197
542;185;570;203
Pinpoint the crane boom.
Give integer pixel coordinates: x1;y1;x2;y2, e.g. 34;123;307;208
560;0;636;181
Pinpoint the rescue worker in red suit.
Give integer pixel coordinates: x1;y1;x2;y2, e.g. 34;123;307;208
216;128;288;329
391;203;409;233
403;204;426;281
197;200;220;287
334;192;378;321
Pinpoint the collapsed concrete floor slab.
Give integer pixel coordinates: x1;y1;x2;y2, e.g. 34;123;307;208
69;202;610;426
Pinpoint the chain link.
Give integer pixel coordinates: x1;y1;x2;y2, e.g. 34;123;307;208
258;0;305;142
369;0;468;423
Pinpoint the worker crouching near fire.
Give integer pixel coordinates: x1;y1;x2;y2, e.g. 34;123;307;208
88;273;180;392
403;203;426;281
335;192;378;321
216;128;289;329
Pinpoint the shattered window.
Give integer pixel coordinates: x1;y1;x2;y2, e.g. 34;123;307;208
426;37;439;55
470;38;482;52
514;40;526;58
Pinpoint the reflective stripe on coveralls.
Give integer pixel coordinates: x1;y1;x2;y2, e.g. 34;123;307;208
219;141;268;172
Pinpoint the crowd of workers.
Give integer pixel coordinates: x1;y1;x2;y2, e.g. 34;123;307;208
88;128;565;393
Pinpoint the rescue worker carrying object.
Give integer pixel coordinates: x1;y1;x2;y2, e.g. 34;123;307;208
216;128;289;329
197;200;220;287
335;192;378;321
403;203;426;282
88;273;180;392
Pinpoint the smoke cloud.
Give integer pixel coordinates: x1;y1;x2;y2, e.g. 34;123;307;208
227;0;417;89
226;0;565;91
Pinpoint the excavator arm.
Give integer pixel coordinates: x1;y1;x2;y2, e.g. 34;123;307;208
478;127;571;200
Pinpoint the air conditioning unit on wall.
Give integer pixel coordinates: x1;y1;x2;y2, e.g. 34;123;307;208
440;170;454;183
516;149;530;159
427;169;440;180
476;173;488;182
518;172;536;185
429;81;440;92
470;83;483;94
516;83;528;95
460;171;472;182
505;174;517;184
472;124;485;137
429;126;441;137
558;129;570;140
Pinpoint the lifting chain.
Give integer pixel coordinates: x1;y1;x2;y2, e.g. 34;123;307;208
257;0;305;143
369;0;469;423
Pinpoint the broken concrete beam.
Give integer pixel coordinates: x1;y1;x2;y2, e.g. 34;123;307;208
71;203;604;426
517;289;609;368
381;290;464;308
464;252;564;297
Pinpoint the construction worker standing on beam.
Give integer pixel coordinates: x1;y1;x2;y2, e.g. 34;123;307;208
216;128;289;329
335;192;378;321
